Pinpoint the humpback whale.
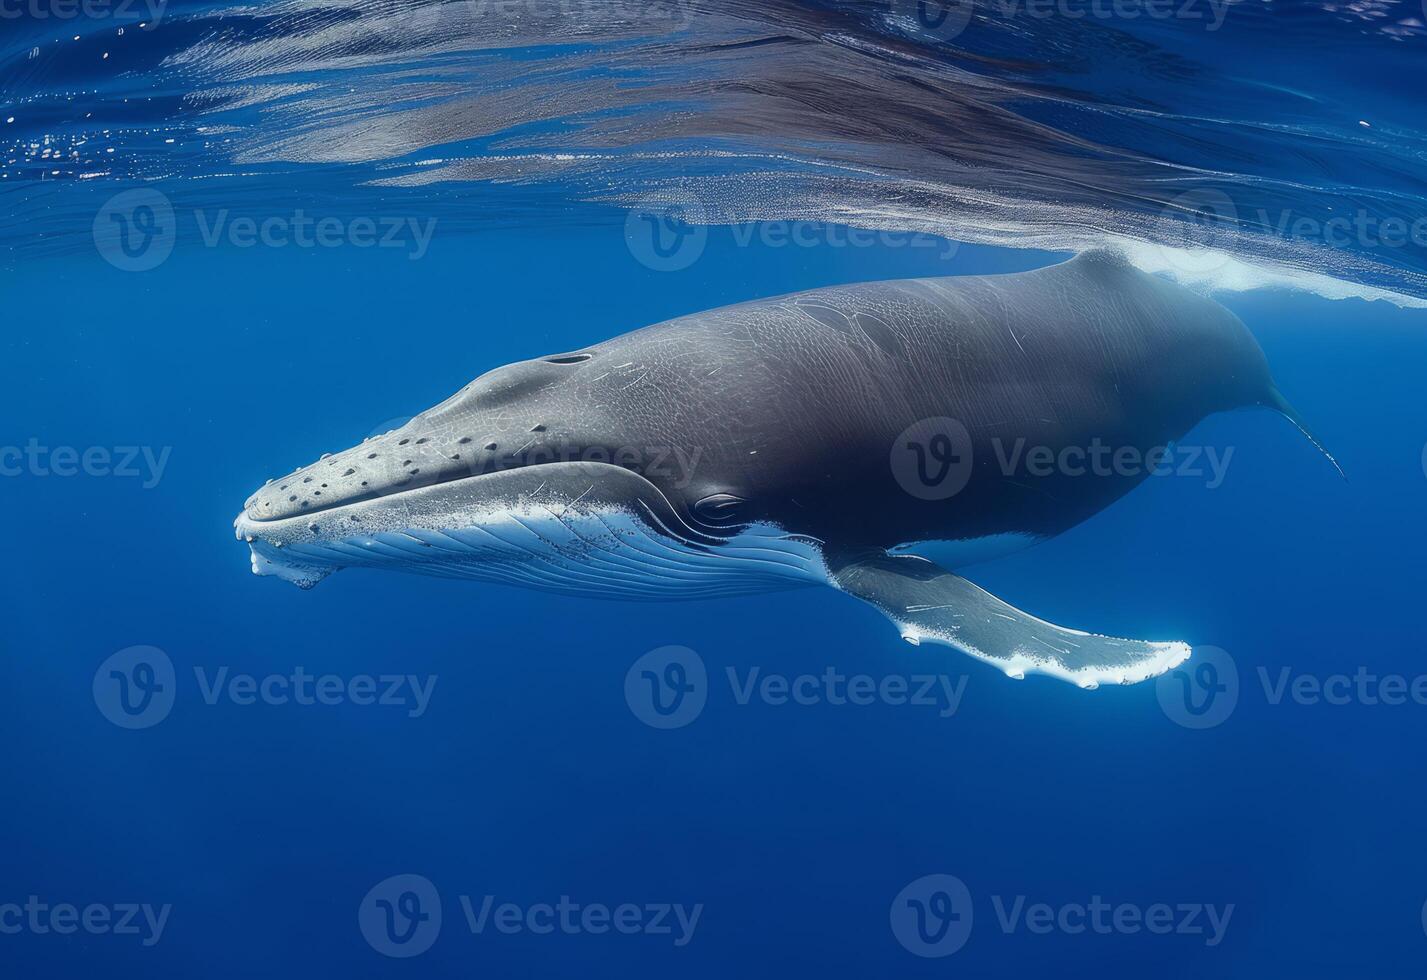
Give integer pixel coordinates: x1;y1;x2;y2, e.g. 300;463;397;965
234;252;1334;688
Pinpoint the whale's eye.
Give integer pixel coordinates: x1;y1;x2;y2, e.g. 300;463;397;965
544;352;593;365
694;493;748;523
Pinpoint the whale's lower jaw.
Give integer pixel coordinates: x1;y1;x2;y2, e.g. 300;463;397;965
238;508;828;599
233;463;831;599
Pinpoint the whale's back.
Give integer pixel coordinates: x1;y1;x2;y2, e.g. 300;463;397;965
609;251;1282;550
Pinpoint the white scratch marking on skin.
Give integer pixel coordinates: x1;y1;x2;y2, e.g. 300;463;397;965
620;370;649;390
1030;635;1068;654
558;484;595;517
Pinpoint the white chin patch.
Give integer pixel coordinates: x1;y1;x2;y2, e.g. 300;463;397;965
234;502;830;600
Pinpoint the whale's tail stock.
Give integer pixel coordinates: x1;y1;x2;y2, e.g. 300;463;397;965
1263;386;1346;480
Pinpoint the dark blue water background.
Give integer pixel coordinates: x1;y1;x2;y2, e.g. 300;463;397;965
5;228;1427;976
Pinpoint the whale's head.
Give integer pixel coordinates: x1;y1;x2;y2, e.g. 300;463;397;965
233;348;826;596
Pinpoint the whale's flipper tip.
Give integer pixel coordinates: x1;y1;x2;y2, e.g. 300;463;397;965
832;554;1190;688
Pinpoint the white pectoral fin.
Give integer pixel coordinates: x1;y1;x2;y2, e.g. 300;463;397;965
831;555;1190;688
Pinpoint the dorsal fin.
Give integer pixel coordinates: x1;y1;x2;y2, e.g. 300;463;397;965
1065;248;1134;273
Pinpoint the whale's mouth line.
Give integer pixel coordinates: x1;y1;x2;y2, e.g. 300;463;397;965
242;459;569;525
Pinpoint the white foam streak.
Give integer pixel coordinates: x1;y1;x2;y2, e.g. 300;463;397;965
1115;239;1427;309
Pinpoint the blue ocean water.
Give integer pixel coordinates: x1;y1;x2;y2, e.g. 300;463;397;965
5;1;1427;977
7;225;1427;977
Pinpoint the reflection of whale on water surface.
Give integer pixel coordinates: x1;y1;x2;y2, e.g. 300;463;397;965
234;252;1338;688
